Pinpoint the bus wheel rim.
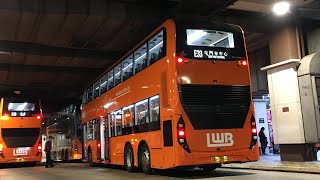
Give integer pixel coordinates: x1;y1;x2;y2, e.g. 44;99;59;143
142;150;150;169
126;149;132;167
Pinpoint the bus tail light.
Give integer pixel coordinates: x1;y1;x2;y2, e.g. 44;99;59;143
74;142;78;152
0;144;4;157
1;114;9;121
36;144;42;156
37;144;42;151
97;141;101;161
178;130;185;137
237;60;248;66
250;116;258;149
177;116;191;153
36;138;42;156
36;114;42;120
176;56;188;64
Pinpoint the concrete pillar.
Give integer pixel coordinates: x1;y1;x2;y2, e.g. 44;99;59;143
307;28;320;54
269;25;301;64
266;24;317;162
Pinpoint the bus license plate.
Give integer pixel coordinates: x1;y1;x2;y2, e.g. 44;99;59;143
16;158;24;162
211;156;230;162
13;147;30;155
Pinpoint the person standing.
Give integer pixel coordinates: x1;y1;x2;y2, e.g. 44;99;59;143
258;127;268;155
44;135;54;168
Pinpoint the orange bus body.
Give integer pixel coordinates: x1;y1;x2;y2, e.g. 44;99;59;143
81;19;259;171
0;97;43;164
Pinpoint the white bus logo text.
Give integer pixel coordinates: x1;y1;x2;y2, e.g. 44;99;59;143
206;133;234;147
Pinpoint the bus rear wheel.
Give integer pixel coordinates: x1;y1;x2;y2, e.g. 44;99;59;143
88;149;94;167
124;144;135;172
200;165;217;172
139;144;152;174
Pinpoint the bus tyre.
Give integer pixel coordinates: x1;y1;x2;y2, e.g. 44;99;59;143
124;144;135;172
201;165;217;172
61;150;65;162
65;149;69;162
26;162;37;167
88;149;94;167
139;144;152;174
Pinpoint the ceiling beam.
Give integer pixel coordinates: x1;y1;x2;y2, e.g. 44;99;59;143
0;62;105;73
0;40;123;59
0;0;174;20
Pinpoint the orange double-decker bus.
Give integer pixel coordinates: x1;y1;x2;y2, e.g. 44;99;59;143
81;19;259;173
0;97;43;165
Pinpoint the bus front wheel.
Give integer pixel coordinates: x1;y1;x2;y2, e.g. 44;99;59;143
124;144;135;172
139;144;152;174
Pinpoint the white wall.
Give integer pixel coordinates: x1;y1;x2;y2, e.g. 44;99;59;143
253;99;270;154
265;61;306;144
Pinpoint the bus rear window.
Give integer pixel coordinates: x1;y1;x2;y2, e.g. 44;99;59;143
8;102;35;112
186;29;235;48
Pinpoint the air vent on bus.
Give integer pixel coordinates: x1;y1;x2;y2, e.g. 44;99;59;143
179;84;251;130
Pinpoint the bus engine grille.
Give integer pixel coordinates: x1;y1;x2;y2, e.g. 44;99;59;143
179;84;251;130
1;128;40;148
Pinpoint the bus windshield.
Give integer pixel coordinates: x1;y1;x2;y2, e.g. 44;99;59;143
186;29;235;48
8;102;36;112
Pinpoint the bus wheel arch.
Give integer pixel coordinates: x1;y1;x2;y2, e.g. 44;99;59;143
138;140;152;174
124;142;135;172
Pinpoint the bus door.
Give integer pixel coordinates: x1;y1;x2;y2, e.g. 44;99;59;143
82;124;87;160
99;117;106;162
105;113;115;162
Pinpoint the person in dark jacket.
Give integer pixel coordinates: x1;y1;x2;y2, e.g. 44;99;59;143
258;127;268;155
44;135;54;168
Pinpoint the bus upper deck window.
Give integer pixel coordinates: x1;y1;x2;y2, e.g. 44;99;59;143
100;74;108;95
148;30;164;65
108;70;114;90
114;64;122;86
134;44;147;74
122;55;133;81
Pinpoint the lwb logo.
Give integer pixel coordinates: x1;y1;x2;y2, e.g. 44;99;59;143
206;133;234;147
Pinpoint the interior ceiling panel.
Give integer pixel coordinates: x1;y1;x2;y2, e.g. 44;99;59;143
0;71;8;81
52;14;89;47
0;10;19;40
0;0;315;113
15;12;38;41
35;14;66;44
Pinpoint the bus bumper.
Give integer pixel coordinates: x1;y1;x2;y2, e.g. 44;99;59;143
0;155;42;163
175;147;259;167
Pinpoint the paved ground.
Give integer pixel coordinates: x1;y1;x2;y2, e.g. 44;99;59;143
223;154;320;173
0;163;320;180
